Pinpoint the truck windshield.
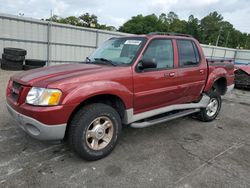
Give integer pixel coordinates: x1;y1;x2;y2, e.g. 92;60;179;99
88;37;146;66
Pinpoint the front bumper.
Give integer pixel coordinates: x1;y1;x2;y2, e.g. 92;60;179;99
7;103;66;141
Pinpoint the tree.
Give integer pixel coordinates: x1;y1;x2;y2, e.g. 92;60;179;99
166;11;178;24
186;15;201;41
79;13;98;27
168;19;187;33
63;16;81;26
45;13;117;31
159;13;167;24
119;14;169;34
46;15;64;23
200;11;224;45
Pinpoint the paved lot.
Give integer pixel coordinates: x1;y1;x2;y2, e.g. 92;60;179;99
0;69;250;188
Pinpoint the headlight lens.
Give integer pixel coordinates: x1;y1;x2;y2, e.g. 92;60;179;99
26;87;62;106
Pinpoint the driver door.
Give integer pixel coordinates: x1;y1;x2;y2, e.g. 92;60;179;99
133;38;180;114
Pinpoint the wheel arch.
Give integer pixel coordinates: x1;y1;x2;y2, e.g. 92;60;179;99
204;68;228;95
212;77;227;95
64;93;127;139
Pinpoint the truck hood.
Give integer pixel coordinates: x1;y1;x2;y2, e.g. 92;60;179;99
12;64;114;86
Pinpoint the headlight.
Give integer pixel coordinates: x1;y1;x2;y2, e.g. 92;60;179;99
26;87;62;106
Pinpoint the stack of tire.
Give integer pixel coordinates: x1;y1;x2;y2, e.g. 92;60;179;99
24;59;46;70
1;48;26;70
0;47;47;71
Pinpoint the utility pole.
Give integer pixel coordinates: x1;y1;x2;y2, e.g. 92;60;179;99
216;27;223;46
225;31;230;47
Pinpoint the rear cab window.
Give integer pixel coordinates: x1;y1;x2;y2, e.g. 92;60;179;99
177;40;200;67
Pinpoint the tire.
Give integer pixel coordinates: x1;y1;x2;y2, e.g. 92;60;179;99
2;53;25;62
23;64;44;70
1;57;23;66
1;59;23;70
69;103;122;161
25;59;46;66
196;91;222;122
4;48;27;56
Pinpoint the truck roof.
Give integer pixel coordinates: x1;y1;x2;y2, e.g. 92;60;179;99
116;32;195;40
147;32;193;38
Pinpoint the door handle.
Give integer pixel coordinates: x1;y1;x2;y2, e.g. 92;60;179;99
165;72;175;78
169;72;175;77
199;69;204;74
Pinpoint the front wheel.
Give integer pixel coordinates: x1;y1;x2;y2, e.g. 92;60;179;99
196;91;222;122
69;103;122;161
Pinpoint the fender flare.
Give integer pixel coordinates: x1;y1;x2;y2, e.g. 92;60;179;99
204;68;227;92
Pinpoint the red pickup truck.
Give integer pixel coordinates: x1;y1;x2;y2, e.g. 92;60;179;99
6;33;234;160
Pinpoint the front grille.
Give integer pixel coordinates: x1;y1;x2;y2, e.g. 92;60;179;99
10;81;23;102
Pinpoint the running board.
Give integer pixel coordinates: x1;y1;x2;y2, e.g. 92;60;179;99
123;94;210;124
130;109;200;128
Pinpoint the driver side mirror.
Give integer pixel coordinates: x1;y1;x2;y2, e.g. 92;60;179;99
138;58;157;70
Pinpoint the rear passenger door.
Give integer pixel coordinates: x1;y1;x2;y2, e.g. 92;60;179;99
176;39;207;103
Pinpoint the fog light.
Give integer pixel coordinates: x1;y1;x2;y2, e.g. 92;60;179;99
26;123;40;136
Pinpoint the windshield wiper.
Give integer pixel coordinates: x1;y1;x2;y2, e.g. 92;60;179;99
94;58;117;66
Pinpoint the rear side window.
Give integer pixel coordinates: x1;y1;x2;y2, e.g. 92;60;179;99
143;39;174;69
177;40;200;67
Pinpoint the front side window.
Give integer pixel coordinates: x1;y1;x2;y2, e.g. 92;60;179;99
177;40;200;67
88;37;145;66
142;39;174;69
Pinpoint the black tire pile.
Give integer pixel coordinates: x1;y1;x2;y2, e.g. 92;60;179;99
235;69;250;90
24;59;46;70
1;48;26;70
0;48;46;71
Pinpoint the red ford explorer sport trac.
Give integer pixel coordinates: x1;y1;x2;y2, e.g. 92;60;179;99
6;33;234;160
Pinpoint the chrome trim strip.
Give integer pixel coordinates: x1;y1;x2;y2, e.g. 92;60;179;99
124;94;210;124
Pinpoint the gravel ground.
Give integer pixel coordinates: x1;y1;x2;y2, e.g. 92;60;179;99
0;69;250;188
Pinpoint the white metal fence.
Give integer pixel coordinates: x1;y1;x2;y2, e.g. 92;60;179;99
201;45;250;64
1;13;250;65
0;13;129;65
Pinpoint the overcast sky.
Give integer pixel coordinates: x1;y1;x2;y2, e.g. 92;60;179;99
0;0;249;33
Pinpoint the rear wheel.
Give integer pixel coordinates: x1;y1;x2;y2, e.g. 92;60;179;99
69;103;122;161
196;91;222;122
